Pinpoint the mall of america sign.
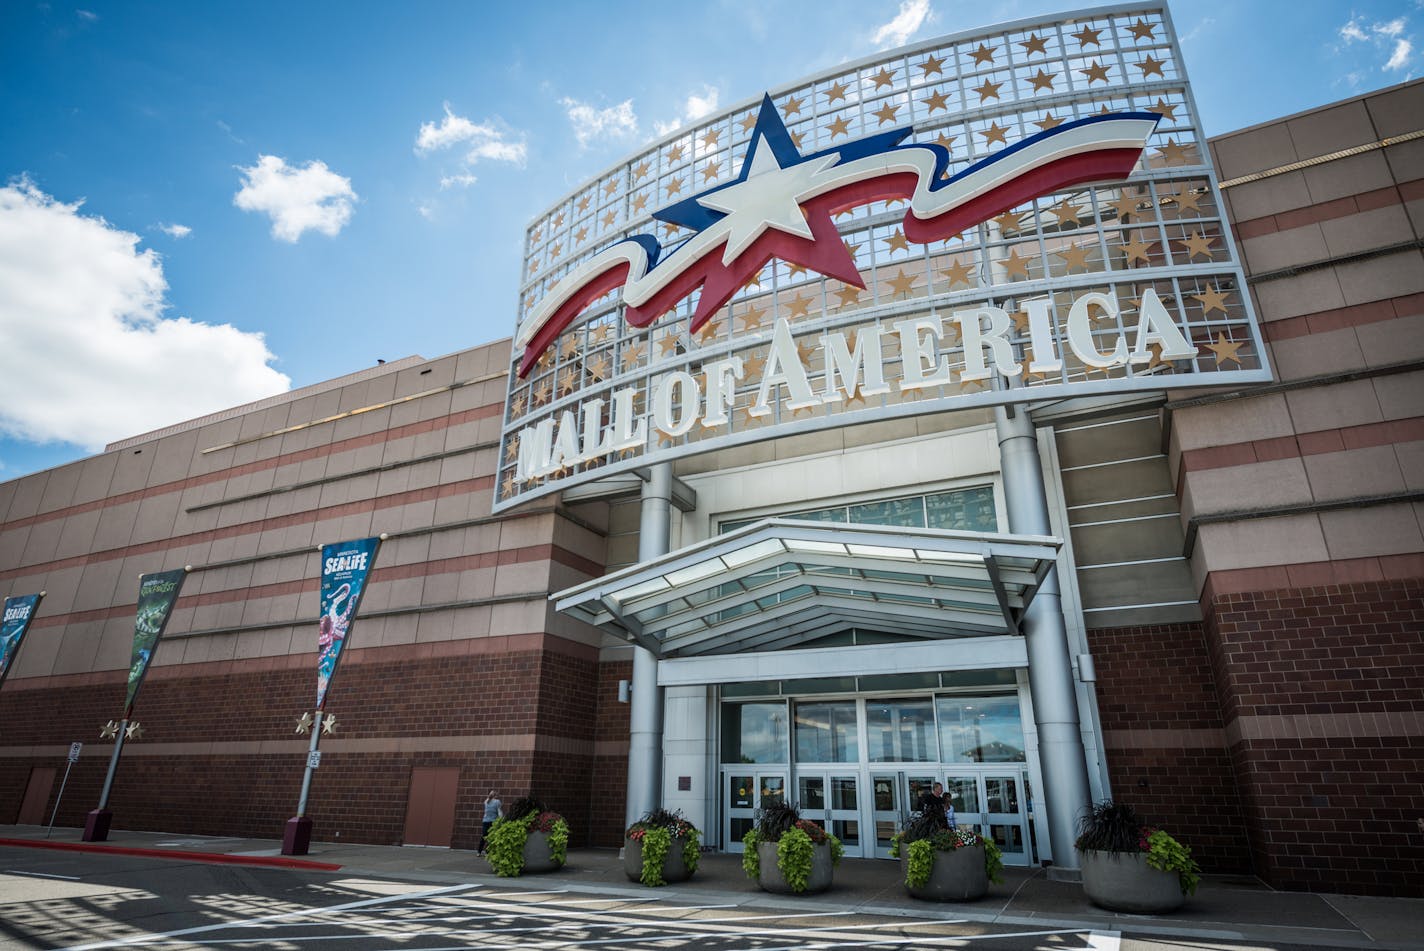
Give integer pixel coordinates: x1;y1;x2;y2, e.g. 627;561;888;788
494;4;1271;511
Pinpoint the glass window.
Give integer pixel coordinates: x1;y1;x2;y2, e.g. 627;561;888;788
866;697;936;762
720;702;788;764
849;496;925;528
794;700;859;763
719;486;996;535
937;694;1027;763
926;486;997;532
944;777;980;813
729;774;754;808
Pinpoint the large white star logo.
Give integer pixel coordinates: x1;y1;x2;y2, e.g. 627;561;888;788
696;146;841;266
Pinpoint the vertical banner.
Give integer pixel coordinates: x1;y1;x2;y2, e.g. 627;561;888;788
124;569;187;717
316;536;380;710
0;592;44;690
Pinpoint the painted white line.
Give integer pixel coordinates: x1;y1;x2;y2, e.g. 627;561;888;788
5;869;82;880
1085;930;1122;951
59;883;478;951
479;888;570;898
653;928;1104;951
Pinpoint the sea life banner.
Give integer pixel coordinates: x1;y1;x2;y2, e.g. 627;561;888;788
125;569;187;714
0;593;44;688
316;536;381;710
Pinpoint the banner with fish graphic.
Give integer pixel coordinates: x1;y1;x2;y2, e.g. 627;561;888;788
316;537;381;710
125;569;187;715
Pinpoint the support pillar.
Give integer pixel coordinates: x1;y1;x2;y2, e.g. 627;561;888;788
995;404;1092;874
625;464;671;827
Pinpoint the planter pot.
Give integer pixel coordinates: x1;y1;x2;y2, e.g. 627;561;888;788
756;839;833;895
1079;849;1184;913
623;836;694;884
520;830;563;874
899;843;988;901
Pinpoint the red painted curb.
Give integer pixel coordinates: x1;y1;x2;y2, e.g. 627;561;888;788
0;837;343;871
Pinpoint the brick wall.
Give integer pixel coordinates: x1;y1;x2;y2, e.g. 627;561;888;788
588;659;632;847
1202;578;1424;895
1087;622;1252;872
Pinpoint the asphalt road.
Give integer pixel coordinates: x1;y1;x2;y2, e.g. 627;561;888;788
0;847;1341;951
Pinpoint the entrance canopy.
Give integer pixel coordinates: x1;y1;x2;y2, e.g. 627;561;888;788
553;519;1060;659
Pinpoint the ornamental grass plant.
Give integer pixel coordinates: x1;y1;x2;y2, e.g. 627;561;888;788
624;807;701;886
1075;800;1200;896
741;801;844;893
485;795;569;877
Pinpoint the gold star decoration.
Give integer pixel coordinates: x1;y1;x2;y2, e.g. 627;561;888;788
1035;113;1065;131
702;162;721;183
631;193;648;214
1072;25;1103;47
1157;139;1192;165
1136;55;1166;78
549;242;561;260
100;720;120;740
940;257;976;288
1079;60;1111;84
557;366;579;394
664;222;681;238
874;102;900;125
559;334;578;359
922;89;950;113
969;42;996;65
992;210;1022;232
1179;230;1217;260
1205;332;1246;367
1172;188;1206;214
785;292;813;319
553;212;564;227
588;354;612;380
504;435;519;462
534;380;552;404
1128;18;1157;41
825;115;851;138
973;79;1003;102
1056;244;1093;272
666;176;685;197
981;121;1010;146
501;473;516;496
295;712;314;735
742;350;767;378
1119;234;1156;264
1001;248;1033;280
843;238;862;258
870;66;896;89
795;337;816;365
782;94;804;118
1192;285;1231;315
1107;192;1142;221
934;132;957;152
667;143;685;162
321;713;339;734
511;393;528;419
736;303;767;332
1048;199;1081;227
740;112;759;133
658;333;682;357
603;179;619;197
787;262;807;277
1151;98;1179;122
125;721;144;740
885;268;918;295
592;322;610;343
825;80;849;103
530;228;540;243
1020;34;1049;55
1027;69;1057;92
633;160;651;180
920;53;946;76
574;226;588;243
834;283;864;307
601;210;617;228
698;319;720;342
577;195;591;212
621;341;645;367
701;127;721;148
884;228;910;253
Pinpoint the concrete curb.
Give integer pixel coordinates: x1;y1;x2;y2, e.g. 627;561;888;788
0;836;343;871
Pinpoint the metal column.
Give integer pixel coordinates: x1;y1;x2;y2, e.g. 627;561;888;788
995;404;1092;873
625;463;671;826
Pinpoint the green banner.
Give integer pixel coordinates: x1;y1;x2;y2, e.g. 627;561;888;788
125;569;187;715
316;536;380;711
0;593;44;690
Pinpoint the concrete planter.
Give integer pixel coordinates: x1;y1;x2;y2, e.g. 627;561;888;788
623;835;694;884
1079;849;1184;913
520;830;564;874
756;839;833;894
899;842;989;901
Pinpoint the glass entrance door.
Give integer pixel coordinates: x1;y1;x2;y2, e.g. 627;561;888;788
724;770;785;853
798;772;863;857
869;772;903;858
984;772;1030;866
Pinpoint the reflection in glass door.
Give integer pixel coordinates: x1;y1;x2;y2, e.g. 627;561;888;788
870;772;902;858
984;773;1028;865
799;773;863;857
725;771;785;853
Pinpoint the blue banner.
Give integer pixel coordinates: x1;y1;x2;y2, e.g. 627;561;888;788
316;536;381;710
125;569;187;715
0;593;43;689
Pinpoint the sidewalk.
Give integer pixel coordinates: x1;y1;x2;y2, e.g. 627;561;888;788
3;824;1420;950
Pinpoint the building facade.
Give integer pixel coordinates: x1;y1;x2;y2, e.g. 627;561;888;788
1;6;1419;897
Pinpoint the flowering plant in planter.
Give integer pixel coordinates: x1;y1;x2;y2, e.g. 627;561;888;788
624;808;701;886
890;821;1004;889
1075;800;1200;913
741;802;843;894
485;795;569;877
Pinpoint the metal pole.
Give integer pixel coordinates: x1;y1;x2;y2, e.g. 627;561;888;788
295;711;323;818
995;403;1093;874
625;464;671;827
96;720;128;811
47;761;75;838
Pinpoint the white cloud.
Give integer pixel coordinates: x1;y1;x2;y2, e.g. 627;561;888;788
0;178;290;451
76;9;98;21
158;222;191;238
415;103;527;166
653;86;722;138
439;173;478;190
233;155;357;242
560;97;638;148
1339;18;1370;42
871;0;931;49
1386;37;1414;69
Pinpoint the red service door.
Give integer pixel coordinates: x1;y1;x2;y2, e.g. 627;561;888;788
403;767;460;847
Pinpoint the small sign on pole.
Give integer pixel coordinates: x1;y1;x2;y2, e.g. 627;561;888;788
49;741;82;838
68;742;83;763
306;750;322;769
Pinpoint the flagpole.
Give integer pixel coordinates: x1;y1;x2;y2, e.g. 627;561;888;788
294;711;323;818
96;719;128;812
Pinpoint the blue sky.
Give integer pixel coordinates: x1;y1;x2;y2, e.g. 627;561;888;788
1;0;1419;481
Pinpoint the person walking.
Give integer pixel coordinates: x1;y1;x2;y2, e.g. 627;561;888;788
479;790;502;854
